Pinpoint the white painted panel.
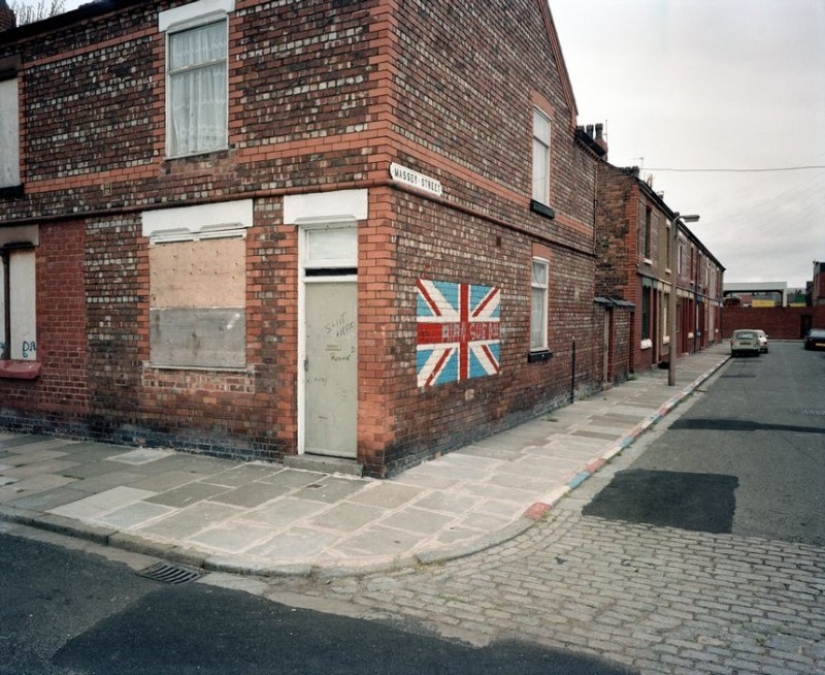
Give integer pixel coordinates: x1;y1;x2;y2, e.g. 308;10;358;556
284;189;368;225
9;250;36;360
0;225;38;248
0;78;20;188
159;0;234;32
142;199;253;239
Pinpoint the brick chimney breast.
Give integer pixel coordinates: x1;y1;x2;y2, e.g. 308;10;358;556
0;0;16;31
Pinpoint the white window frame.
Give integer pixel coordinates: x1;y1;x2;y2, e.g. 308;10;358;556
532;108;551;204
531;257;549;352
662;293;670;343
1;247;37;362
160;0;233;158
0;76;20;188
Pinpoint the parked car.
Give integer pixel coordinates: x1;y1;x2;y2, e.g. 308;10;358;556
756;329;768;353
730;329;761;357
803;328;825;351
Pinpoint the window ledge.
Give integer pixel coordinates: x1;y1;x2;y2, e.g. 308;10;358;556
0;360;41;379
528;350;553;363
529;200;556;220
640;339;652;350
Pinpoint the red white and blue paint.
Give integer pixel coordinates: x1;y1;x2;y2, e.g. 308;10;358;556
416;279;501;388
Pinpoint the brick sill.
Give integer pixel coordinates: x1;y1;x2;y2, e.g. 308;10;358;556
0;360;41;379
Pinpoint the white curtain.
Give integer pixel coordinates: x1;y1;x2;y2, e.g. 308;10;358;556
169;21;227;156
531;260;548;350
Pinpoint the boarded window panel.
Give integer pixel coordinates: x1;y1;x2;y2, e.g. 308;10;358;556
9;250;37;360
150;238;245;308
149;238;246;368
0;77;20;188
150;307;245;368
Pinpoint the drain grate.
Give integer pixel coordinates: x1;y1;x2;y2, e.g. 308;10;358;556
720;373;757;378
791;408;825;417
138;562;203;585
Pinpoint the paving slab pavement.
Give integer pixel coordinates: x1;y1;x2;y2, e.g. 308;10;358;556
0;344;731;577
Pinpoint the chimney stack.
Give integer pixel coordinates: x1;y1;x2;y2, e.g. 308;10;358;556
594;123;608;158
0;0;16;31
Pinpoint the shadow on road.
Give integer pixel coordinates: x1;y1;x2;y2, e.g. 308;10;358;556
669;417;825;435
583;469;738;534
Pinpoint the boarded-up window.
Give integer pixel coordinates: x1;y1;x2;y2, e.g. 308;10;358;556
149;237;246;369
0;76;20;188
142;199;253;370
1;248;37;361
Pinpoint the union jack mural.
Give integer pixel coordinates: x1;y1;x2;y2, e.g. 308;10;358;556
416;279;501;388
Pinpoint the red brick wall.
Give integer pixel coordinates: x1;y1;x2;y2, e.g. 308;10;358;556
369;189;602;475
722;306;825;340
0;221;89;432
609;307;633;384
1;0;604;475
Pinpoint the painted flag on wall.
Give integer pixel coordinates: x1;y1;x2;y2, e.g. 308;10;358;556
416;279;501;388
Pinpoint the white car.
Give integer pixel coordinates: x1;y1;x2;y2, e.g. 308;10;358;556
730;329;761;357
755;329;768;353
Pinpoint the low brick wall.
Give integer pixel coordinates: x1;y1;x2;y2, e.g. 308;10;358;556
722;306;825;340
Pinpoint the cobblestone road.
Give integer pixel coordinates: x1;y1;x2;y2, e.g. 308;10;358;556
254;474;825;675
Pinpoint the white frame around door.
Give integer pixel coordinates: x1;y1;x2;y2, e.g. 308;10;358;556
297;222;358;456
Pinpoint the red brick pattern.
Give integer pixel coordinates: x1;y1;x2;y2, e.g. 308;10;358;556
722;306;825;341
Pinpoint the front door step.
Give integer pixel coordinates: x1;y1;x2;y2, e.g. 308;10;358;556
284;454;364;477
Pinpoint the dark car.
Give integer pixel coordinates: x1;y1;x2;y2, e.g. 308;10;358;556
803;328;825;351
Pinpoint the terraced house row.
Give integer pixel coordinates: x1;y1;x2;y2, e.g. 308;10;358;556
0;0;724;477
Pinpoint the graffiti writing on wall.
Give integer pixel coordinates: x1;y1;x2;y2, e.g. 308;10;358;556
0;340;36;360
416;279;500;387
22;340;36;359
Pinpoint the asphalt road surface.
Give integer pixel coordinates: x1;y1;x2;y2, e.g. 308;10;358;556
584;341;825;545
1;530;637;675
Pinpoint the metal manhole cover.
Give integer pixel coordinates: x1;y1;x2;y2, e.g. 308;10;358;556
138;562;203;585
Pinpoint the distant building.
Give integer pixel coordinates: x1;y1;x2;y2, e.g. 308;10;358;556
594;163;725;374
723;282;788;308
812;261;825;307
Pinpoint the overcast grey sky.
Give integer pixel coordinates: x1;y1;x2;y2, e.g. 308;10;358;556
50;0;825;288
551;0;825;289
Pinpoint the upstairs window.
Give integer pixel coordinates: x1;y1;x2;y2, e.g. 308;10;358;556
532;109;551;204
643;207;652;259
160;0;233;157
0;75;20;188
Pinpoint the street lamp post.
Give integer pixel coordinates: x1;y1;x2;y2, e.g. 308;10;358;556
668;213;700;386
